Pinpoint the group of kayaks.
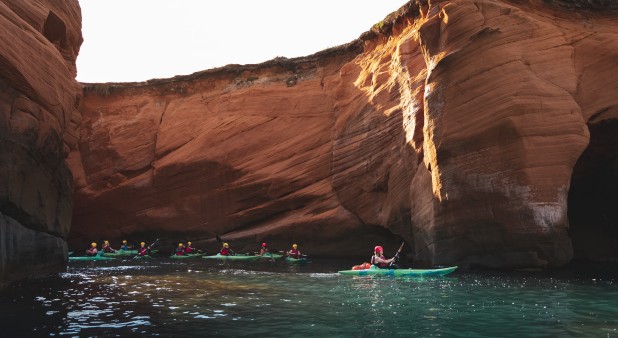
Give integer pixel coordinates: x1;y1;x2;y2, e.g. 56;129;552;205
202;252;308;264
68;251;457;277
68;250;310;264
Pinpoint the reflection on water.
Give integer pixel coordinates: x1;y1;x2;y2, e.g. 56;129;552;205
1;259;617;337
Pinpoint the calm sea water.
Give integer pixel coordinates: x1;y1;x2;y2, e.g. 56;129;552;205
1;257;617;337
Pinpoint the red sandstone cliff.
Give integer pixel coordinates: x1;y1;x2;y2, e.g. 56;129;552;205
70;0;618;268
0;0;82;286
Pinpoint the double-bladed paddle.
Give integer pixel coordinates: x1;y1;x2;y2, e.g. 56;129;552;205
389;241;405;268
134;238;159;259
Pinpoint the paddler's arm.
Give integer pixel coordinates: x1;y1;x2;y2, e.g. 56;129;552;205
373;256;394;264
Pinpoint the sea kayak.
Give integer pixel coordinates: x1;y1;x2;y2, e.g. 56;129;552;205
68;255;115;261
169;253;205;259
102;249;159;257
338;266;457;277
258;252;284;259
285;256;309;264
203;253;262;261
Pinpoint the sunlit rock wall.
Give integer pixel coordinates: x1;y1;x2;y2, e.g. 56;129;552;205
0;0;82;286
71;0;618;268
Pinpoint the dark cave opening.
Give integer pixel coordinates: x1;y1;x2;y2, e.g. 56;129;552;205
568;119;618;261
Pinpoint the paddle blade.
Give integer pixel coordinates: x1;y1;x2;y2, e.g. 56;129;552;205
215;235;222;243
396;241;405;253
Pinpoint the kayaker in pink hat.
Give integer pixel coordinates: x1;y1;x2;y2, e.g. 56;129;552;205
371;245;396;269
259;242;270;256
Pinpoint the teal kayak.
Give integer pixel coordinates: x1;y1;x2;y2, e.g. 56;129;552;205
69;255;115;261
169;253;205;259
102;249;159;257
258;252;284;259
338;266;457;277
203;253;261;261
285;256;309;264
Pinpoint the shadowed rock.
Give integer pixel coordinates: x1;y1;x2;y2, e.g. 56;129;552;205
0;0;83;286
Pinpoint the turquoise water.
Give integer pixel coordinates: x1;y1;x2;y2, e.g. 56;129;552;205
1;258;617;337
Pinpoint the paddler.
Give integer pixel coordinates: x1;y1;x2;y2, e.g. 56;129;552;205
86;242;98;256
185;241;197;254
220;242;235;256
137;242;149;256
102;240;116;253
259;242;270;256
175;243;186;256
371;245;397;269
287;244;301;259
120;240;132;251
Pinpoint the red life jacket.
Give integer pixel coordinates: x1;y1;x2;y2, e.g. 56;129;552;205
103;245;114;253
86;247;98;256
220;248;231;256
289;249;300;259
175;247;185;256
138;247;148;256
185;246;195;254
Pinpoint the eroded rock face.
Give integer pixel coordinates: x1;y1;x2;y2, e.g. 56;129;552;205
70;0;618;268
0;0;82;286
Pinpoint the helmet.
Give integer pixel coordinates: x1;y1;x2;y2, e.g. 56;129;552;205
91;242;97;247
188;241;192;245
223;243;229;248
374;246;383;253
178;243;183;247
122;240;127;244
262;242;267;247
292;244;298;249
140;242;145;246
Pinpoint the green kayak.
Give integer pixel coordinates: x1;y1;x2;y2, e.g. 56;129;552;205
338;266;457;277
68;255;115;261
203;253;262;261
258;252;284;259
169;253;205;259
285;256;309;264
102;249;159;257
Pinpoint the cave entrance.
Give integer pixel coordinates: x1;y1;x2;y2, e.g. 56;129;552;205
568;119;618;261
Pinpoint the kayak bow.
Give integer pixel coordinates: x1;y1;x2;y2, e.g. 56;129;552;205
285;256;309;264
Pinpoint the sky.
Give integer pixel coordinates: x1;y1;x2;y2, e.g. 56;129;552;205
76;0;408;83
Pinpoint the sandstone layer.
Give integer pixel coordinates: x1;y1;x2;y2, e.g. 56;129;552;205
0;0;82;286
70;0;618;268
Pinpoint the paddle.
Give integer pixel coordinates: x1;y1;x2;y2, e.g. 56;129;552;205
135;238;159;259
389;241;405;269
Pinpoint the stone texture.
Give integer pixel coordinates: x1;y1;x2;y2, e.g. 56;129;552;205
70;0;618;268
0;0;82;286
